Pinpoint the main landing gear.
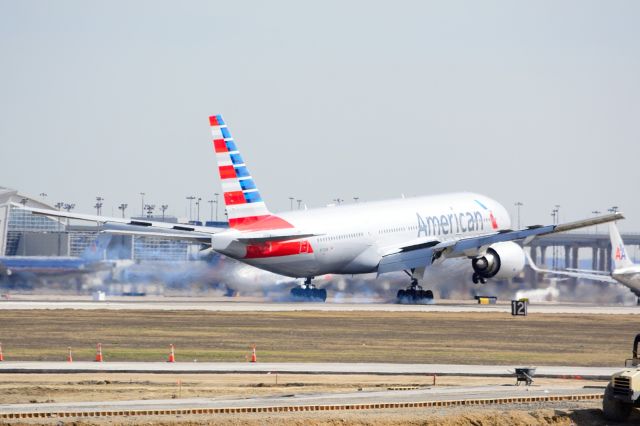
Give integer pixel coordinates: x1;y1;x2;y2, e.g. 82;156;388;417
397;271;434;304
290;277;327;302
472;273;487;284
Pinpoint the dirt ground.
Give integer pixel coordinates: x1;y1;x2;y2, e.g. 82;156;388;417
3;403;640;425
0;309;637;365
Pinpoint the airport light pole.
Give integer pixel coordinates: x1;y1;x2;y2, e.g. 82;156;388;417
186;196;195;222
353;197;359;203
63;204;75;255
551;207;559;269
208;200;214;221
592;210;601;234
55;202;64;256
297;199;302;210
39;192;47;199
19;199;28;255
118;203;128;218
144;204;155;218
139;193;145;216
214;193;219;221
95;196;104;216
514;202;523;229
196;197;202;223
160;204;168;221
289;197;294;211
333;198;343;205
608;206;619;214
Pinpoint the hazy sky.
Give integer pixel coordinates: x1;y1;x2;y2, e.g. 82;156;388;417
1;1;639;229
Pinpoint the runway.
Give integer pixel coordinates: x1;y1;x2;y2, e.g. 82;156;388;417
0;384;603;417
0;297;638;314
0;362;620;379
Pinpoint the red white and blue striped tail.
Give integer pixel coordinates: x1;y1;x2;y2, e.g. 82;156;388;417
209;115;272;228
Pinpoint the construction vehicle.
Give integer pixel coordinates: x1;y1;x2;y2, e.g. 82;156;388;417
603;334;640;421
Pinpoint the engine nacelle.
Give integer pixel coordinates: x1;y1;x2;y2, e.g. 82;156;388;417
471;241;525;281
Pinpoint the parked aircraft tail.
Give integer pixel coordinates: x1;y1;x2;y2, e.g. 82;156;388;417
80;234;113;261
609;222;634;271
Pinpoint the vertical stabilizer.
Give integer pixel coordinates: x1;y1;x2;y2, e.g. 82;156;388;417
81;234;112;261
609;222;634;271
209;115;273;229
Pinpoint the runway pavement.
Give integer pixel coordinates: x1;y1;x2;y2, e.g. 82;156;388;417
0;298;638;314
0;384;603;415
0;362;620;379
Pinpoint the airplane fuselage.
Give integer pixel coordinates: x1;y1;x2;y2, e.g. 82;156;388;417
612;268;640;297
214;192;511;278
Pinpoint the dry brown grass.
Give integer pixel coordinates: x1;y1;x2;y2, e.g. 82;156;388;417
0;309;636;365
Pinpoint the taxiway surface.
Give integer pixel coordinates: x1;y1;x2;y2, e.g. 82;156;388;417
0;384;601;414
0;362;619;379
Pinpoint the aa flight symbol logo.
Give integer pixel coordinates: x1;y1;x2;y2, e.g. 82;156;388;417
615;245;627;261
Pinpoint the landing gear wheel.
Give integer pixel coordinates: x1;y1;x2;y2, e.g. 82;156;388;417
472;273;487;284
290;278;327;302
397;277;434;304
602;384;632;421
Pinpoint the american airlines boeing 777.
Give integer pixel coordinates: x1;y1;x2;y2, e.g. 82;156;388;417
19;115;624;302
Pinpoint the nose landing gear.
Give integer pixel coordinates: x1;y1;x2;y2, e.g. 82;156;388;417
290;277;327;302
472;273;487;284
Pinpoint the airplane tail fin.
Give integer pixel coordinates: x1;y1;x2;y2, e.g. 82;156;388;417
81;233;112;261
609;222;633;270
209;115;274;229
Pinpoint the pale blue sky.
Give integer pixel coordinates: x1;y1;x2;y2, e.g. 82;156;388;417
1;1;639;228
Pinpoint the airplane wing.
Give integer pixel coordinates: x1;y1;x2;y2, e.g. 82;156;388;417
101;227;213;244
378;212;623;275
564;267;610;276
524;250;617;283
13;204;226;238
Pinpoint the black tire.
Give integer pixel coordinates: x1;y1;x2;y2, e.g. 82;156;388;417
425;290;434;299
602;384;632;421
316;288;327;302
397;289;406;300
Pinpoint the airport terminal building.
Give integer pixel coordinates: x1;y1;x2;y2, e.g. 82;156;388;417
0;187;195;261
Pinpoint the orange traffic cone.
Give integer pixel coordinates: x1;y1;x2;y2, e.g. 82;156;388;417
167;344;176;363
0;342;4;361
66;346;73;363
95;343;103;362
250;345;257;363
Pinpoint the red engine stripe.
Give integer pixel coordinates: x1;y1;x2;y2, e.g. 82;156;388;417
213;139;228;153
229;215;294;231
219;165;236;179
245;240;313;259
224;191;246;205
209;116;220;126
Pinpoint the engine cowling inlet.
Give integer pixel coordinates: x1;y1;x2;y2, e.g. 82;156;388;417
471;241;525;282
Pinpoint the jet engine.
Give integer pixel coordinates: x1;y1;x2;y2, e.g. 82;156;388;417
471;241;525;284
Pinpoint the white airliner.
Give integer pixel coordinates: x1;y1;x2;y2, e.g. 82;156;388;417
19;115;624;302
526;222;640;301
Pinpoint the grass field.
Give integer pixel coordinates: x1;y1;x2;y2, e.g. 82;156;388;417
0;309;637;365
